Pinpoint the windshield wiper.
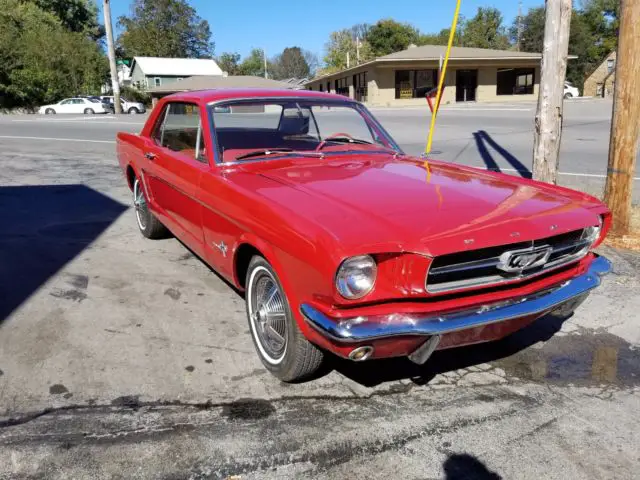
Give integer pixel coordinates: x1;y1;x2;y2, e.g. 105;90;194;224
324;137;373;145
235;148;293;160
234;148;324;161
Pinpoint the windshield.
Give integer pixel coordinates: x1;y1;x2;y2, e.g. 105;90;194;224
209;99;401;163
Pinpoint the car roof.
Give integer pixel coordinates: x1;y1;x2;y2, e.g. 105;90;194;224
160;88;354;105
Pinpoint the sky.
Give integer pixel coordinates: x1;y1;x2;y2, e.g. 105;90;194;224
109;0;544;61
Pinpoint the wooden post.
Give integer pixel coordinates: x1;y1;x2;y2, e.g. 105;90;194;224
603;0;640;235
532;0;572;184
103;0;121;114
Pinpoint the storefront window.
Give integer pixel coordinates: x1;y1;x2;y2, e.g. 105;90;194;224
353;72;368;102
497;68;535;95
334;77;349;96
395;70;438;99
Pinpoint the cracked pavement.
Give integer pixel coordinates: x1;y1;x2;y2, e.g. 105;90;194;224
0;110;639;479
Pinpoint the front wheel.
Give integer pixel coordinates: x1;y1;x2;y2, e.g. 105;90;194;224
246;256;324;382
133;177;168;239
128;107;140;114
45;108;55;114
564;93;572;99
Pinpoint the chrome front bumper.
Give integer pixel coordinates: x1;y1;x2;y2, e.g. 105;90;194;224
301;256;611;345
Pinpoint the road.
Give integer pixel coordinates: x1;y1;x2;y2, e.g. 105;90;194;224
0;100;639;479
1;98;637;201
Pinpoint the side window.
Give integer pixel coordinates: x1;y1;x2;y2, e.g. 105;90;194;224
154;102;206;162
60;99;72;105
151;105;168;145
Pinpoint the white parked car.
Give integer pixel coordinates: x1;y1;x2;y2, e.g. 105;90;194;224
38;97;108;114
100;96;146;114
564;82;580;99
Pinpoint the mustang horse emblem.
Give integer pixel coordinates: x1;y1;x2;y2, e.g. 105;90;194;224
497;245;552;273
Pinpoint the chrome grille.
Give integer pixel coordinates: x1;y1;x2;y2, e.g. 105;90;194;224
427;229;589;294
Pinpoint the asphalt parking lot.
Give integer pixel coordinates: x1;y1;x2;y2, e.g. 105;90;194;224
1;100;639;479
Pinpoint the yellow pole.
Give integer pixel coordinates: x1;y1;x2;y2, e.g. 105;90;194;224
424;0;462;181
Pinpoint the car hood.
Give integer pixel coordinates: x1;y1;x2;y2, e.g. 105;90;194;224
240;154;604;257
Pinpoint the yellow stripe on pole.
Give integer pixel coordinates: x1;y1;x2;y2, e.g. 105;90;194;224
424;0;462;182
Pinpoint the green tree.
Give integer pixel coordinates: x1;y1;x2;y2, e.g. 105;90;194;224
565;11;596;89
117;0;214;58
417;15;465;47
513;5;613;91
511;6;545;52
217;52;241;75
31;0;102;38
323;29;373;70
0;0;108;109
238;48;271;77
271;47;312;79
581;0;620;59
366;19;420;56
461;7;510;49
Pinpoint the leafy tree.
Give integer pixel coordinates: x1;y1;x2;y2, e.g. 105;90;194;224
512;4;617;91
117;0;214;58
461;7;510;50
581;0;620;58
271;47;312;79
238;48;271;77
217;52;241;75
30;0;102;38
366;19;420;56
511;6;545;52
323;29;373;70
0;0;108;109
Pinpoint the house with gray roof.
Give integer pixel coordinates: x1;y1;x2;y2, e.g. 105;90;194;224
305;44;569;106
130;56;223;90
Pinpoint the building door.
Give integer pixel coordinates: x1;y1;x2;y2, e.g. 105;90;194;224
456;69;478;102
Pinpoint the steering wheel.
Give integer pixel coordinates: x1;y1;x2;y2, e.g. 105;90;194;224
315;132;355;151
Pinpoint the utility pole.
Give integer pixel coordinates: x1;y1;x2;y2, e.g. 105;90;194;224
356;36;360;64
531;0;572;184
346;51;350;68
263;48;268;79
103;0;121;114
603;0;640;235
516;0;523;51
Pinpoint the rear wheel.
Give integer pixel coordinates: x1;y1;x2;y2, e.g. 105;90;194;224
133;176;168;239
246;256;324;382
84;108;95;114
45;108;55;114
128;107;140;114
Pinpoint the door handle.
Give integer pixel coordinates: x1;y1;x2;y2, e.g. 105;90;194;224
145;152;157;160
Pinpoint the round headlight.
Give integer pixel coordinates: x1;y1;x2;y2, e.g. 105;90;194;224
582;215;604;245
335;255;377;299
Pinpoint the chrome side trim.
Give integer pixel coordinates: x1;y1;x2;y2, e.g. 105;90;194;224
301;255;610;343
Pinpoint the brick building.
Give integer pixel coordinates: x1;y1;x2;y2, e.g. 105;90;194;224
583;51;616;98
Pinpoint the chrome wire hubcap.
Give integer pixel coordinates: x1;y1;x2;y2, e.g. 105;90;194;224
133;179;148;230
250;273;287;362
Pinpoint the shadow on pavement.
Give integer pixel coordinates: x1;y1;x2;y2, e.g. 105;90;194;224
473;130;532;178
443;453;502;479
331;312;570;387
0;185;127;322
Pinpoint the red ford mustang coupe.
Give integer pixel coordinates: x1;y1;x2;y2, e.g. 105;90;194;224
117;89;611;382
